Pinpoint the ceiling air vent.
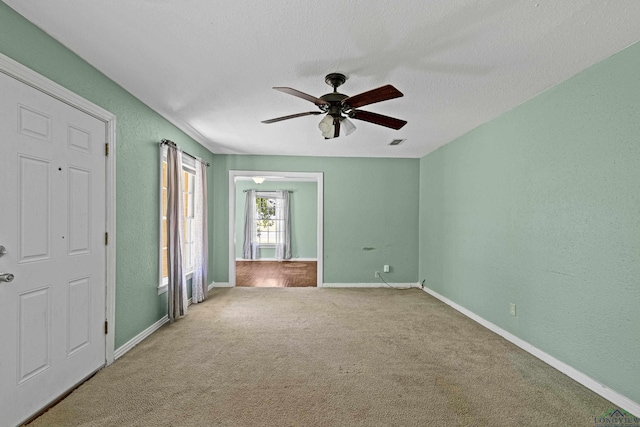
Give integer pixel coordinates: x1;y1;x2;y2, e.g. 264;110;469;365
389;139;405;146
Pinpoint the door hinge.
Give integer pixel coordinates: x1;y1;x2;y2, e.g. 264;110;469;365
104;320;108;335
105;232;108;245
105;143;109;156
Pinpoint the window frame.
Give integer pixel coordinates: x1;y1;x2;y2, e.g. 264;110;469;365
254;192;284;247
158;147;196;294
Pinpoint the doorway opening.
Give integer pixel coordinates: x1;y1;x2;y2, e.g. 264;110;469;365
228;171;323;287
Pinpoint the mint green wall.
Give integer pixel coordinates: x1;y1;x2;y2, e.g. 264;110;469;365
214;155;420;283
0;4;216;350
235;181;317;259
419;42;640;402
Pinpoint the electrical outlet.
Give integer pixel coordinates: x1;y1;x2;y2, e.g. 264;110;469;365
375;271;380;278
510;303;516;317
383;265;390;273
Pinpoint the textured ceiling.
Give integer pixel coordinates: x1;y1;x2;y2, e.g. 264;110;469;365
5;0;640;158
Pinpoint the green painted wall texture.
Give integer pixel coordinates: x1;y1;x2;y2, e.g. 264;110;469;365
0;3;216;349
235;180;317;259
419;42;640;402
213;155;420;284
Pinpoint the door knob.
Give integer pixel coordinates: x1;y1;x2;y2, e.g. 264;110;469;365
0;245;6;257
0;273;14;282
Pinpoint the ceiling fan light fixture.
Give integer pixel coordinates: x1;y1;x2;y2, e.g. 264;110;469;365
341;117;356;136
318;114;334;134
319;115;356;138
321;129;335;139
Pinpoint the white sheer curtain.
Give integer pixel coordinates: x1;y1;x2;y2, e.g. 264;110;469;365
166;144;187;321
191;160;208;304
242;190;257;259
275;190;292;260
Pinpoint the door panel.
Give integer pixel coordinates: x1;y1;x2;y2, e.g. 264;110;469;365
0;70;107;427
67;276;91;356
18;155;51;262
18;104;51;141
18;286;51;384
68;166;92;255
67;124;92;154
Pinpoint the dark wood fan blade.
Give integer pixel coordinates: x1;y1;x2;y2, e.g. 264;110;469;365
334;118;341;138
350;110;407;130
273;87;329;106
261;111;322;124
342;85;403;109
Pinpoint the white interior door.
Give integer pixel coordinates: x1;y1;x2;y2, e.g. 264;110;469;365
0;71;107;427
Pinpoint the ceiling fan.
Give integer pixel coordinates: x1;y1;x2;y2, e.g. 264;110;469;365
262;73;407;139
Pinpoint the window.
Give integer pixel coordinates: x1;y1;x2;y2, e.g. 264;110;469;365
182;167;196;271
255;194;283;245
160;151;196;288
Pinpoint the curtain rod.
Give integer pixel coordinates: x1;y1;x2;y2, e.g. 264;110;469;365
243;190;293;193
160;139;210;167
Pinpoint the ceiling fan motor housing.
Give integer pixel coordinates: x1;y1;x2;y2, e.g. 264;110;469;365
325;72;346;89
319;92;349;117
321;73;350;118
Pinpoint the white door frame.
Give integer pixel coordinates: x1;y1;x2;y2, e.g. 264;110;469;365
0;52;117;365
228;170;323;287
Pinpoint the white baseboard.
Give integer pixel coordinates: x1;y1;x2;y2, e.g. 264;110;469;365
421;286;640;417
321;282;418;289
235;258;317;262
113;315;169;360
210;281;232;288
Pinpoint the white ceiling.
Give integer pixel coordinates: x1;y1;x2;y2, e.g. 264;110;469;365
5;0;640;158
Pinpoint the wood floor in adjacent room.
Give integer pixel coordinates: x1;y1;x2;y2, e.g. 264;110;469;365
236;260;317;287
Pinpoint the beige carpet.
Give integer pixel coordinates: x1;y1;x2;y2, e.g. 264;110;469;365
30;288;612;426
